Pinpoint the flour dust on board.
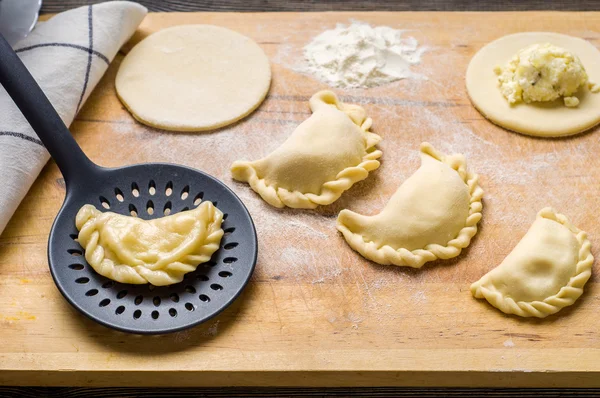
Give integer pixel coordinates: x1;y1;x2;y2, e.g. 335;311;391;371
303;22;427;88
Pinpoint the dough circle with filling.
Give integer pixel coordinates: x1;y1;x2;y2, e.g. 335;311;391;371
116;25;271;132
466;32;600;137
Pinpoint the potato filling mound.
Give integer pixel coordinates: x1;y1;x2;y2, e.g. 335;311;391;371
494;43;589;107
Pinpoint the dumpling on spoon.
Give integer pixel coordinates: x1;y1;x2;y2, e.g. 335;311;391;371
471;208;593;318
337;143;483;268
75;202;224;286
231;90;382;209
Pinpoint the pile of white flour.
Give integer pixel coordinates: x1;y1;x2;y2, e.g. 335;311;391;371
303;22;426;88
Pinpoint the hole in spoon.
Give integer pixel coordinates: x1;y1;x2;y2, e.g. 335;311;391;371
146;200;154;215
169;308;177;317
165;181;173;197
129;204;138;217
184;285;196;294
148;180;156;196
193;192;204;206
164;201;172;216
99;196;110;209
115;188;124;202
131;182;140;198
169;293;179;303
115;306;125;315
199;294;210;302
180;185;189;200
133;310;141;319
68;249;82;256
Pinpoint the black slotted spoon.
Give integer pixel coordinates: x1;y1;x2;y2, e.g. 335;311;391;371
0;34;257;334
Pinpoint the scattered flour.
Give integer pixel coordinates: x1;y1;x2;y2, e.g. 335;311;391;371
303;22;426;88
347;312;364;329
173;330;191;343
312;267;342;284
288;219;329;239
410;290;428;304
503;338;515;348
203;320;220;337
370;277;391;290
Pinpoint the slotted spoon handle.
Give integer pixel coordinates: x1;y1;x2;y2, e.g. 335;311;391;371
0;33;98;186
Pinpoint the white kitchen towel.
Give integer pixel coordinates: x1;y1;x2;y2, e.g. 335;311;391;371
0;1;147;235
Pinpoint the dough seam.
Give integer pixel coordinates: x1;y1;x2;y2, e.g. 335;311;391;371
231;91;382;209
336;143;483;268
470;207;593;318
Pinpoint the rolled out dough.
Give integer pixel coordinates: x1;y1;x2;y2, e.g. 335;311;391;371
116;25;271;132
466;32;600;137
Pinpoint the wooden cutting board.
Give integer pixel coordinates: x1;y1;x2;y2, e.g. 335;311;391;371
2;11;600;387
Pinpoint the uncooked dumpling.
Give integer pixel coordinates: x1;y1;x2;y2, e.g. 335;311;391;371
471;208;593;318
76;202;224;286
231;90;382;209
337;143;483;268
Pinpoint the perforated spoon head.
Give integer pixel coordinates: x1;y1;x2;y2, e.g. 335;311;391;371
49;163;257;334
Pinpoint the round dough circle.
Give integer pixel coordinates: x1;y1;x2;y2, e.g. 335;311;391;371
116;25;271;132
466;32;600;137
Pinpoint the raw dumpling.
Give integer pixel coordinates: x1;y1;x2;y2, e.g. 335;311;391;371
76;202;224;286
231;90;382;209
337;143;483;268
471;208;593;318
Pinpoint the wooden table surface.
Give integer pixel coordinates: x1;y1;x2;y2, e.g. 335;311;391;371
5;1;600;397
